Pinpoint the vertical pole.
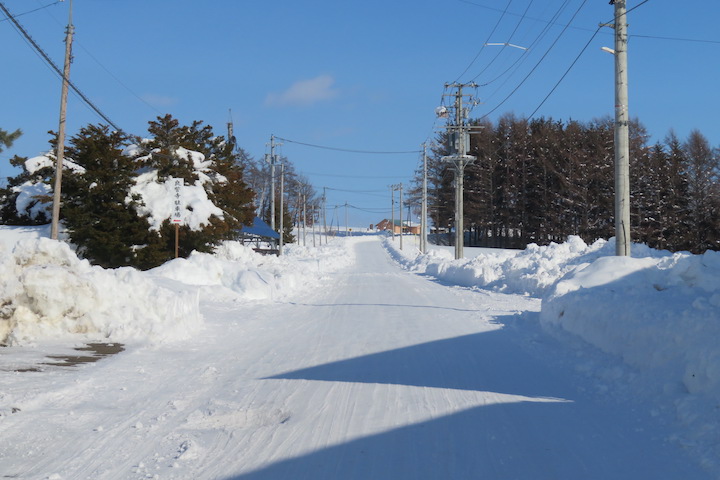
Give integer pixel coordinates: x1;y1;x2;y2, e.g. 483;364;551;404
302;194;307;246
454;86;464;260
345;202;349;236
175;223;179;258
421;144;428;254
323;187;328;244
270;135;276;233
390;186;395;239
312;206;317;247
51;0;74;240
279;163;284;255
614;0;631;256
399;184;403;250
457;164;465;259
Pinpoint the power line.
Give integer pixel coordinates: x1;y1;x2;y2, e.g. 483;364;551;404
30;0;163;116
457;0;598;34
479;0;590;120
475;0;572;87
0;0;60;22
0;2;123;132
275;136;421;155
631;34;720;45
453;0;515;82
303;170;409;180
528;26;601;120
493;0;654;121
468;0;538;83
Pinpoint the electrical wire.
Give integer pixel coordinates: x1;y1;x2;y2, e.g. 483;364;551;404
468;0;537;83
0;0;60;22
476;0;572;87
631;34;720;44
453;0;514;82
31;0;161;116
458;0;597;33
527;26;601;119
274;136;421;155
0;2;122;131
479;0;590;120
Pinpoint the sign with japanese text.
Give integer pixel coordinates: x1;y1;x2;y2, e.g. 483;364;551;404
170;177;184;225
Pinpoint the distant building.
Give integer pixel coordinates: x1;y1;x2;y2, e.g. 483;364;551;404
376;219;420;235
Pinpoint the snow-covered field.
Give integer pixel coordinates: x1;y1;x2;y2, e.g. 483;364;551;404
1;227;719;478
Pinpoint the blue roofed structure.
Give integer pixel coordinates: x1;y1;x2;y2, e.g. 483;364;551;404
242;216;280;240
239;216;280;255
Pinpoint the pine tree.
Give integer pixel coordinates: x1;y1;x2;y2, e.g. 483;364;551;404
0;128;21;153
60;125;156;268
129;114;256;262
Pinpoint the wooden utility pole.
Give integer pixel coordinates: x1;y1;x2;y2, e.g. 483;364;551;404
51;0;74;240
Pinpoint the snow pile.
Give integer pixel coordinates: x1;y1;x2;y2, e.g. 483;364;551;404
540;249;720;464
385;235;720;467
151;238;354;302
129;171;223;231
385;235;612;295
0;234;201;346
541;251;720;393
0;225;353;346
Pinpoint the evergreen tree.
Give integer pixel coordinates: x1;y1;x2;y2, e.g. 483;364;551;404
0;128;21;153
60;125;155;268
683;129;720;252
129;114;256;263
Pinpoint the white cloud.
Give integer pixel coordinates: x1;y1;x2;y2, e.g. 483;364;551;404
265;75;339;107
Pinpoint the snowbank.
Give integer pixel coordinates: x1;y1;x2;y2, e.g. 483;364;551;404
384;235;611;295
0;227;354;346
151;237;354;302
384;235;720;469
0;235;201;346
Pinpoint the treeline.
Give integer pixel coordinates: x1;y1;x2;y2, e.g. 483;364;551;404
414;113;719;254
0;115;320;269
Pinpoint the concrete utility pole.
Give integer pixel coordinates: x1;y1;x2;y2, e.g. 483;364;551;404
50;0;74;240
441;83;478;259
421;143;428;254
612;0;631;256
266;135;282;234
390;185;396;239
302;194;307;246
398;183;403;250
323;187;328;244
279;163;284;255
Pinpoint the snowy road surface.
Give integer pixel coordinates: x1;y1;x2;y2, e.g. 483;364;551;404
0;236;711;479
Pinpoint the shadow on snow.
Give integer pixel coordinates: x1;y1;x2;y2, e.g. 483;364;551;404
222;324;709;480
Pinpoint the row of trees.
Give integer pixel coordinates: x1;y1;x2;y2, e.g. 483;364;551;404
411;113;719;254
0;116;320;269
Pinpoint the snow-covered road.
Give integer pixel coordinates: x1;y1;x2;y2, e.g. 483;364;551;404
0;236;711;479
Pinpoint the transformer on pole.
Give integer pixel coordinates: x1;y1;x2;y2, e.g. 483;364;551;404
440;83;480;259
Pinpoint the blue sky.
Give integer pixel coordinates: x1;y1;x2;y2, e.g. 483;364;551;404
2;0;719;227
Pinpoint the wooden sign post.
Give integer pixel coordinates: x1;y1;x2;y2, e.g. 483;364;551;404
170;178;184;258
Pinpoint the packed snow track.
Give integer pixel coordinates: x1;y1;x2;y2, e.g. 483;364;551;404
0;236;710;479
